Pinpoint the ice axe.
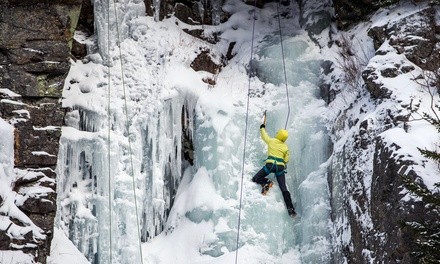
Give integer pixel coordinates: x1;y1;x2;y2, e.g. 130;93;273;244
263;110;267;126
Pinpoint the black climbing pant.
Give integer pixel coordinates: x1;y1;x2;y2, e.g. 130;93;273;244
252;163;294;210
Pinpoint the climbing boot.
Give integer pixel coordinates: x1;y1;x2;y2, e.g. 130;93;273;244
261;182;273;195
287;208;296;218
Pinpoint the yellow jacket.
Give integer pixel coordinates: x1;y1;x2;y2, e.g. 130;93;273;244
260;128;289;166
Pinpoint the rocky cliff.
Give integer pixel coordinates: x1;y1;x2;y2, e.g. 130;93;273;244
0;0;82;263
324;2;440;263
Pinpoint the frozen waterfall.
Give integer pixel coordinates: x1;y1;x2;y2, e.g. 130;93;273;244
55;0;332;263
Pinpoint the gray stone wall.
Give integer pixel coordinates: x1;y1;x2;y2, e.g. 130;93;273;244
0;1;81;263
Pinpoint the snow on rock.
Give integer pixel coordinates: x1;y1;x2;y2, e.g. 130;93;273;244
0;250;34;264
325;2;440;263
0;16;77;263
0;118;53;262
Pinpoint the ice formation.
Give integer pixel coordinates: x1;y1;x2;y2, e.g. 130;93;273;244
55;0;332;263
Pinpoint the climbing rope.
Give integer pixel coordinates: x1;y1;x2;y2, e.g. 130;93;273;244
276;0;291;129
112;1;144;263
235;0;258;263
106;1;113;262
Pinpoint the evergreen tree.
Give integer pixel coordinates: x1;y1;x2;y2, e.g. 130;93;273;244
401;176;440;263
402;105;440;263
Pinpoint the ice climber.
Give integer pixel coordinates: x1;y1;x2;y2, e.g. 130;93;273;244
252;123;296;217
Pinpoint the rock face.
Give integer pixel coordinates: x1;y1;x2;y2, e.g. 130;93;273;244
296;0;332;36
329;3;440;264
143;0;234;85
332;0;401;29
362;5;439;100
367;6;439;72
144;0;229;24
369;138;428;263
0;0;81;263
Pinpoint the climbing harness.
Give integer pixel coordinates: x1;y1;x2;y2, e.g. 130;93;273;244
106;1;144;263
263;155;287;177
263;162;286;177
235;0;258;263
276;0;291;130
265;155;285;164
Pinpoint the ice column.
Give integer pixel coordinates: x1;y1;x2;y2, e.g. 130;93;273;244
93;0;145;62
56;0;184;263
140;94;198;241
